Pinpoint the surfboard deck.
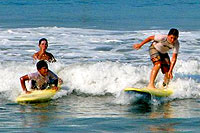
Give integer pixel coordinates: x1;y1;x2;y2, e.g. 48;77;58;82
16;89;58;103
124;87;173;97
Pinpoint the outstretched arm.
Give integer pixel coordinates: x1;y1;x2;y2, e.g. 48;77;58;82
20;75;31;94
133;35;154;50
168;53;178;79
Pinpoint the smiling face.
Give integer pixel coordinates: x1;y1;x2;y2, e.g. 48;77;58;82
39;40;48;51
167;35;178;44
38;66;48;76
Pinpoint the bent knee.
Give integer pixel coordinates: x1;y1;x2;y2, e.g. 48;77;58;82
154;61;161;67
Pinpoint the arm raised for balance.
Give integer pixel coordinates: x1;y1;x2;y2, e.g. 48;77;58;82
133;35;154;50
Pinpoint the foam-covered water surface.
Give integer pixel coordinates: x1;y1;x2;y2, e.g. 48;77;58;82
0;27;200;102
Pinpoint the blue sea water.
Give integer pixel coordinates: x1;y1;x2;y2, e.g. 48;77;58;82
1;0;200;30
1;0;200;132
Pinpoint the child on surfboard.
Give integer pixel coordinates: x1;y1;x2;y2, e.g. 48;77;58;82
133;28;180;89
32;38;63;84
32;38;56;63
20;60;59;94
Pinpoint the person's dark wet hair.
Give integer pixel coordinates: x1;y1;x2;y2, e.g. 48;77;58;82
168;28;179;37
39;38;48;45
36;60;48;70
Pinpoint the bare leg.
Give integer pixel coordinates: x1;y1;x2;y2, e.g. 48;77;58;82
147;63;161;89
163;73;170;87
163;58;170;88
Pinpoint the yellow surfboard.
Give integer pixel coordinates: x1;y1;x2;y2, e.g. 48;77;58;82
124;87;173;97
16;89;58;103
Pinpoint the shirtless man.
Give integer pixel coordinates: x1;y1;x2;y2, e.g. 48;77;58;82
32;38;63;84
33;38;56;63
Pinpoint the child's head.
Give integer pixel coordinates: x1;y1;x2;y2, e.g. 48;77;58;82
36;60;49;76
36;60;48;70
167;28;179;44
39;38;48;50
39;38;48;45
168;28;179;37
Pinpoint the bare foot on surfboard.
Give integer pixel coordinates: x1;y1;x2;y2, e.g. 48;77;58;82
52;86;59;91
147;84;157;89
25;90;32;94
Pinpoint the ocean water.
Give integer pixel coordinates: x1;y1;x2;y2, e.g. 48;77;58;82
1;0;200;132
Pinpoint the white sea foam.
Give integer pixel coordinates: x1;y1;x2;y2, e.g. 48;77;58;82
0;60;199;103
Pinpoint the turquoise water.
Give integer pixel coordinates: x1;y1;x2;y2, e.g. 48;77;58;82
2;97;200;132
1;0;200;132
1;0;200;30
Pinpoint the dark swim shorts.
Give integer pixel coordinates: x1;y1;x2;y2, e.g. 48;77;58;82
149;44;170;74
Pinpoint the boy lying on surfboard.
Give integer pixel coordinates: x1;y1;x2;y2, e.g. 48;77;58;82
20;60;59;94
133;28;180;89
